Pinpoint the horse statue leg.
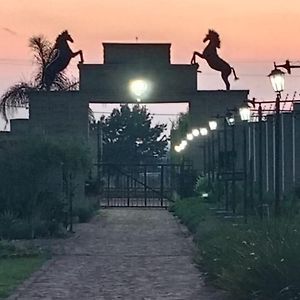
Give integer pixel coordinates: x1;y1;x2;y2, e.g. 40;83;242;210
221;71;231;90
191;51;204;73
191;51;204;64
231;67;239;80
73;50;84;63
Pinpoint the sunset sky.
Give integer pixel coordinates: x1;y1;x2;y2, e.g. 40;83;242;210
1;0;300;129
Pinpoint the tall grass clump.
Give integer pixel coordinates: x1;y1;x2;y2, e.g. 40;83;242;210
172;197;300;300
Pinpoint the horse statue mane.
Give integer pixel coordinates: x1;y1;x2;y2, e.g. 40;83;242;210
191;29;238;90
43;30;84;91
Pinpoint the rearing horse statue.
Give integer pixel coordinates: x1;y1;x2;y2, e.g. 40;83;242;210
191;29;238;90
43;30;84;90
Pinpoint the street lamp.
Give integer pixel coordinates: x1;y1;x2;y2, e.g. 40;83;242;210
268;68;285;217
192;128;200;137
174;145;182;153
239;106;251;122
226;112;235;126
226;112;236;214
268;68;285;93
269;68;285;216
129;79;149;102
200;127;208;136
239;105;251;221
209;120;218;131
200;127;208;177
180;140;188;150
186;133;194;141
209;120;218;182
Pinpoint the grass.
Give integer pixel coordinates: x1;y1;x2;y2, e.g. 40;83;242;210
0;241;46;298
171;197;300;300
0;257;45;298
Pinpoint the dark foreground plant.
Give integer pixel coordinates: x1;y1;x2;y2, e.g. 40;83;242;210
0;136;91;239
172;197;300;300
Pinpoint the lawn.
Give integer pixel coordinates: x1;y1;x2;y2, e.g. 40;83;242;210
0;257;45;298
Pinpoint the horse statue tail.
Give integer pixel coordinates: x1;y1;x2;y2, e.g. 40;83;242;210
231;67;239;80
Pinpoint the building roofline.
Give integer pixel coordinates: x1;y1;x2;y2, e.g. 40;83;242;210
102;42;171;47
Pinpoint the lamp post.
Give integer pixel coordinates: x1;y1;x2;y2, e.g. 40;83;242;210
239;106;251;221
200;127;208;177
257;103;263;218
268;68;285;217
209;120;218;182
226;112;236;214
223;118;229;210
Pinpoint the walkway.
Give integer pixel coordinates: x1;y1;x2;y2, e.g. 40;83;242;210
8;209;225;300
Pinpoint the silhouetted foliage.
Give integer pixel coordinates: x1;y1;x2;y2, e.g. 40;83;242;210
101;104;168;164
0;136;91;238
0;34;79;124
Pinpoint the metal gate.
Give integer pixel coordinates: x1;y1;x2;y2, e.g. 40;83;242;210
96;163;185;208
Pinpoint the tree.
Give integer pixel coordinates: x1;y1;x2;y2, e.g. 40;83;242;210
0;35;78;124
101;104;168;164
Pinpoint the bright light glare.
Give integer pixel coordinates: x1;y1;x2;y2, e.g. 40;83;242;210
130;79;148;98
180;140;188;147
186;133;194;141
200;128;208;136
239;107;251;122
174;145;181;153
208;120;217;131
192;129;199;137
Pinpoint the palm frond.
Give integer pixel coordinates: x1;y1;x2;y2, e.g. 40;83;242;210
29;35;53;87
29;35;52;67
0;81;35;123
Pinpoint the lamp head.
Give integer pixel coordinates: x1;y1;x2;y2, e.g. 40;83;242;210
208;120;218;131
129;79;149;101
200;128;208;136
268;68;285;93
239;105;251;122
226;112;235;126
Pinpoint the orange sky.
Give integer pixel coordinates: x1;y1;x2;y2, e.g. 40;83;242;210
1;0;300;127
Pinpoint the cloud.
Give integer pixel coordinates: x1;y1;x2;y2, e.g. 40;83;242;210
2;27;17;36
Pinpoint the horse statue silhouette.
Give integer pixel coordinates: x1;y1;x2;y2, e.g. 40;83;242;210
43;30;84;90
191;30;238;90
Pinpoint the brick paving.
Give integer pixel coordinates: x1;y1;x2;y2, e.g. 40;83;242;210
8;208;225;300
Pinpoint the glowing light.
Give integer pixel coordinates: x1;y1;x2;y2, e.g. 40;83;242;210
129;79;149;100
208;120;217;131
200;128;208;136
186;133;194;140
239;106;251;122
192;129;200;137
268;68;285;93
174;145;181;152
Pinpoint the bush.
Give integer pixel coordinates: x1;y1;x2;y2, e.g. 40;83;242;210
73;205;94;223
172;198;300;300
0;241;42;258
0;136;91;239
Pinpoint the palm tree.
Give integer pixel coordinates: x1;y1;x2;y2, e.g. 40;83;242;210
0;35;79;124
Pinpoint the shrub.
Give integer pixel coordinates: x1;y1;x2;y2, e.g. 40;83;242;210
172;197;300;300
0;136;92;239
73;205;94;223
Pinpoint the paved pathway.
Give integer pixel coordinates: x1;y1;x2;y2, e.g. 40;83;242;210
8;208;225;300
